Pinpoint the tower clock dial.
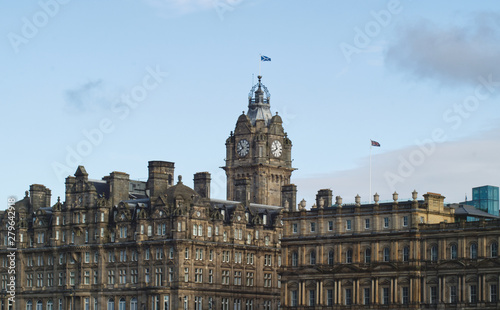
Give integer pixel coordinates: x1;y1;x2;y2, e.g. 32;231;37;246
237;139;250;157
271;140;282;157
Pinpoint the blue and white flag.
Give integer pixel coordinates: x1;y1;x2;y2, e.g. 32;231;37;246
261;55;271;61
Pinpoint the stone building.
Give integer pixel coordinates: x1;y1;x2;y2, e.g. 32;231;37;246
0;76;290;310
280;190;500;309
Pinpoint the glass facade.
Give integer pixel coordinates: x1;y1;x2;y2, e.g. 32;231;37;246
462;185;499;220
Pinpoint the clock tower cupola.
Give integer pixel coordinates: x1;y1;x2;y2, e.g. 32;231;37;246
223;76;295;206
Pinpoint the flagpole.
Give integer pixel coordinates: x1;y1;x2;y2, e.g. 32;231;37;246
370;141;372;204
259;54;261;76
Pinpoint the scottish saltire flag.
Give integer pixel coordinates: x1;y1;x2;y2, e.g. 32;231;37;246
261;55;271;61
371;140;381;147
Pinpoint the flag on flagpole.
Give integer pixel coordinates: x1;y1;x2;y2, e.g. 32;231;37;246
261;55;271;61
371;140;381;147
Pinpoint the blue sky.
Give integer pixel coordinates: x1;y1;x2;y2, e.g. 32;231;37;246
1;0;500;209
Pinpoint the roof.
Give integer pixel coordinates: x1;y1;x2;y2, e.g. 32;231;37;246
449;203;500;219
209;198;282;214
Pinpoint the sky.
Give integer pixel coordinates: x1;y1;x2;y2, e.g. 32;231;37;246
1;0;500;209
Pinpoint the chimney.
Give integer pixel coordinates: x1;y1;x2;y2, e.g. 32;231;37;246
316;189;332;208
147;161;175;198
281;184;297;212
235;178;251;205
194;172;211;199
105;172;130;206
30;184;51;211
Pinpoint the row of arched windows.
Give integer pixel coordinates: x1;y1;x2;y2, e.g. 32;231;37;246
290;242;499;266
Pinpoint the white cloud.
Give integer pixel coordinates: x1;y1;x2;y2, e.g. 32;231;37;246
385;13;500;86
294;127;500;206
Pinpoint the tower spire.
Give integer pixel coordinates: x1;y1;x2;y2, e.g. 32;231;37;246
247;75;272;126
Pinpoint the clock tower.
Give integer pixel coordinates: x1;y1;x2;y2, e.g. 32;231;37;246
223;76;295;206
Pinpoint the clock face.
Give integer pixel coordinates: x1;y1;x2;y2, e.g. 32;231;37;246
237;139;250;157
196;211;201;217
271;140;282;157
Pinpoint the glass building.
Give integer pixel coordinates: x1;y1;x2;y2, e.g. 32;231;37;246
462;185;499;218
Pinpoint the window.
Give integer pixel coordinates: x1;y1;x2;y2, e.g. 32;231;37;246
383;217;389;228
209;249;214;261
470;243;478;259
450;285;457;303
193;224;198;236
107;270;114;284
131;298;138;310
264;273;271;287
402;287;409;304
430;286;437;304
264;236;270;246
470;285;477;303
223;231;227;242
264;254;272;266
403;216;408;227
491;284;497;302
492;242;498;257
184;268;189;282
246;272;254;286
327;289;333;306
222;270;229;285
155;268;162;286
84;270;90;284
328;221;333;231
221;298;229;310
403;246;410;262
291;290;298;307
309;289;316;306
364;288;370;305
234;271;242;285
346;249;353;263
185;248;189;259
119;298;126;310
145;268;150;284
310;222;316;232
245;299;253;310
345;288;352;305
131;269;138;284
208;269;214;283
161;297;167;310
222;251;230;263
47;300;54;310
365;248;371;263
383;247;390;262
430;245;438;262
450;244;458;259
345;220;352;231
365;218;370;229
26;300;33;310
309;251;316;265
328;250;334;265
107;299;114;310
207;226;212;237
383;287;389;305
194;297;202;310
292;251;298;266
195;268;203;283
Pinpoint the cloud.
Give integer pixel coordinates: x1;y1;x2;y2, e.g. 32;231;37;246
143;0;215;17
64;80;108;112
385;12;500;85
294;126;500;206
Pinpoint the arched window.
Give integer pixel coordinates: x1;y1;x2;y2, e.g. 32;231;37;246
292;252;298;267
36;301;42;310
107;298;114;310
403;246;410;262
383;247;390;262
470;243;478;259
119;298;126;310
450;244;458;259
193;225;198;236
430;245;438;262
47;300;53;310
365;248;371;263
328;250;334;265
130;298;138;310
309;250;316;265
491;242;498;258
346;249;353;263
26;301;33;310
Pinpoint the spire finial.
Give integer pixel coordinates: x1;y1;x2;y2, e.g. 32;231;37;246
178;175;182;183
